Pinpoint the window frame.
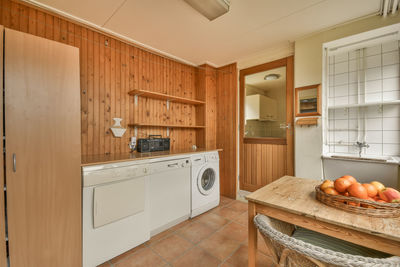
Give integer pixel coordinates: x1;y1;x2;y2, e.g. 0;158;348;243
322;23;400;160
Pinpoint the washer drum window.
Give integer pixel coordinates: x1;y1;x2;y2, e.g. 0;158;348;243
198;167;216;195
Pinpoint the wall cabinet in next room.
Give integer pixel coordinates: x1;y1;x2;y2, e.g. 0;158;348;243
245;94;278;121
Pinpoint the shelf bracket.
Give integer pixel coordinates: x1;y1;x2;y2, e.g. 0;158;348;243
166;100;170;110
166;127;170;137
134;95;138;106
134;126;138;137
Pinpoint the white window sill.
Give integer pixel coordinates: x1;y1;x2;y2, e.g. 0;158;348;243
322;153;400;165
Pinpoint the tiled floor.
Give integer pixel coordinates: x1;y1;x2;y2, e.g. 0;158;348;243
98;196;274;267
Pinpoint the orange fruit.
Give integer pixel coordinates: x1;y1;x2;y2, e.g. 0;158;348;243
347;183;368;199
362;183;378;198
334;178;352;193
324;187;339;196
341;175;357;185
320;180;334;191
370;181;385;192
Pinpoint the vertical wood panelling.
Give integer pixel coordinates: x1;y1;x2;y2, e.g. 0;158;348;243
216;63;238;198
0;0;208;156
241;143;287;191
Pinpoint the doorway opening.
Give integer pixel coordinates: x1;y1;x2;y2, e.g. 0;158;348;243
239;57;294;192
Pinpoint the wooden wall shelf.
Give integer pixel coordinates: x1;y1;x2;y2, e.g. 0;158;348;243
296;117;318;126
128;89;205;105
128;123;206;129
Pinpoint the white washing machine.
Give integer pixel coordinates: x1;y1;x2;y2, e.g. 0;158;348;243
190;151;220;218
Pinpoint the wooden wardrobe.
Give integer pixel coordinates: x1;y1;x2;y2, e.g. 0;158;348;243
0;26;82;266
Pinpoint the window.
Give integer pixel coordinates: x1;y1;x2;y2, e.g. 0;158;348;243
323;24;400;160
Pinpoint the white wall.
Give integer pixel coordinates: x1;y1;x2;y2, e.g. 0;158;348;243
294;14;400;180
237;41;294;70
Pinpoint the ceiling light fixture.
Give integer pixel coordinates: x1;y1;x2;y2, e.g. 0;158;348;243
184;0;230;21
264;74;280;80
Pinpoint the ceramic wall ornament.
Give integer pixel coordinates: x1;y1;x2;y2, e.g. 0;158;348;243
110;118;126;138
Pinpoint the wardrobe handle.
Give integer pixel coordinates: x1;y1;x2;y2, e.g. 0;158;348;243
12;154;16;172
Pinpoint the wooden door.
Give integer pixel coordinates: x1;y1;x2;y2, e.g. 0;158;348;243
0;25;7;267
4;28;81;267
239;57;294;192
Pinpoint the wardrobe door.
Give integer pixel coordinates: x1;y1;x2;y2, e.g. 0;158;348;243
0;25;7;267
4;28;81;267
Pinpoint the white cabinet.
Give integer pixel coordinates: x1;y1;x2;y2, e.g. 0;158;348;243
245;94;278;121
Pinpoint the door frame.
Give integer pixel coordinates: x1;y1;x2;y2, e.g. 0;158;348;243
239;56;294;191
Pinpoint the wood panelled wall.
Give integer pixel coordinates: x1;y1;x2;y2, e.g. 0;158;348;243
241;143;287;192
197;64;217;149
0;0;204;155
0;0;238;198
216;63;238;198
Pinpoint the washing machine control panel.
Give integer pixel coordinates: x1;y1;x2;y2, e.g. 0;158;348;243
205;153;219;162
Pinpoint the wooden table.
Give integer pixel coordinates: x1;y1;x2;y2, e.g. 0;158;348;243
246;176;400;267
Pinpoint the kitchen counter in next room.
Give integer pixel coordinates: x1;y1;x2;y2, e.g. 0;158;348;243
81;148;223;166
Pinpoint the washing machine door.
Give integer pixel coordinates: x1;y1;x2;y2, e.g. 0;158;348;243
197;165;216;195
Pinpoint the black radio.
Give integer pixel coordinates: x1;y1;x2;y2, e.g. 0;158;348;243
137;135;170;152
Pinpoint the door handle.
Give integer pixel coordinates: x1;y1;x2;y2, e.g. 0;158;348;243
280;123;291;129
12;153;16;172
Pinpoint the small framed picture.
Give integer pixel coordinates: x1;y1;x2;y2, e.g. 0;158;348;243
295;84;321;117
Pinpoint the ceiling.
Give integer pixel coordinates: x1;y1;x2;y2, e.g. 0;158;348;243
246;67;286;91
28;0;382;66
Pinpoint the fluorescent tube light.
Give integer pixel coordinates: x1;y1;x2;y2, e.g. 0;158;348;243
184;0;230;21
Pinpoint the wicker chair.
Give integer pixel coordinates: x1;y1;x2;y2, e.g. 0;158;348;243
254;214;400;267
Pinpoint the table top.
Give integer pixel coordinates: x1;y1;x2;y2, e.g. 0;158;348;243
81;148;222;166
246;176;400;242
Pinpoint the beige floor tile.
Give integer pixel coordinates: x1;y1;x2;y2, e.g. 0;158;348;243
168;219;191;233
211;206;243;220
219;196;235;207
198;231;241;261
218;222;248;243
150;233;194;263
225;244;274;267
176;221;215;244
233;211;248;227
147;229;174;246
226;201;248;213
115;247;166;267
110;243;148;264
172;247;221;267
195;212;230;231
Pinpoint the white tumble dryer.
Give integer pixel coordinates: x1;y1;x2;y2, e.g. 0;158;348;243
190;151;220;218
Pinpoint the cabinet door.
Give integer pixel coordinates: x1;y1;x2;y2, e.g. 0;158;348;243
0;25;7;267
4;28;81;267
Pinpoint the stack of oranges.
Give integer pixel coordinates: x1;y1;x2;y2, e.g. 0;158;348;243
320;175;400;207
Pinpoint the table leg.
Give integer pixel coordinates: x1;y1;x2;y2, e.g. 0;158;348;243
248;201;257;267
